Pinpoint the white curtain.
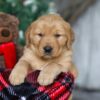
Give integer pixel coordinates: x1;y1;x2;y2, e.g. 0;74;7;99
73;0;100;89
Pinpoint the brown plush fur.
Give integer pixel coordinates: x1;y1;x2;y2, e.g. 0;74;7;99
9;14;77;87
0;12;19;43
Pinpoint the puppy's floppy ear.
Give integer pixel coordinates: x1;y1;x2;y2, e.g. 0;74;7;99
67;26;74;50
25;24;32;46
25;22;36;46
63;22;74;50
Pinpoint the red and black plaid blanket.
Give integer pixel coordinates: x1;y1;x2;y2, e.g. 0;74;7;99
0;68;74;100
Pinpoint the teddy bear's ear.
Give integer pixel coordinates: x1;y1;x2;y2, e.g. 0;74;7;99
0;12;19;25
10;15;19;26
0;27;13;43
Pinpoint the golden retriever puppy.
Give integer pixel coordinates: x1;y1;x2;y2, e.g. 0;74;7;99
9;14;77;86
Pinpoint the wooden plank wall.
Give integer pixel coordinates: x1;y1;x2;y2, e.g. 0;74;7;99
54;0;96;23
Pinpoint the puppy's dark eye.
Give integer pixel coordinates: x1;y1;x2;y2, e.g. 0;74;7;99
37;33;43;37
54;33;61;38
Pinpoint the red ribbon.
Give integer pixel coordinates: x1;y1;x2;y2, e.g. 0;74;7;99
0;42;17;69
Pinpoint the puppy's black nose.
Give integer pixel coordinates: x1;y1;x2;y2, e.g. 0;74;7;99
43;46;52;54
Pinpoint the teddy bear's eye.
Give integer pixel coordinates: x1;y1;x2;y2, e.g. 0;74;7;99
1;29;10;37
37;33;44;37
54;33;61;38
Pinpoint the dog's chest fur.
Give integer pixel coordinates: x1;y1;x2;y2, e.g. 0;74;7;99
22;47;72;71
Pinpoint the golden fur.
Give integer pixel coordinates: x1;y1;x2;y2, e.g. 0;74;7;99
9;14;77;87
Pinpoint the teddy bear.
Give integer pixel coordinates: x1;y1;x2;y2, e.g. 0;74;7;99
0;12;19;69
0;12;19;43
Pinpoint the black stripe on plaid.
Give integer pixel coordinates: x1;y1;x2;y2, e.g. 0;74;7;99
0;68;74;100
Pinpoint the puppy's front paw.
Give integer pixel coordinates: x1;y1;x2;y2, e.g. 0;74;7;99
37;72;55;86
9;71;25;85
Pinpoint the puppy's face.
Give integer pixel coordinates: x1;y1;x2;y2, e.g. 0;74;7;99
26;14;74;59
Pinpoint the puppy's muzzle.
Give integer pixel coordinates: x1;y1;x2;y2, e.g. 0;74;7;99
43;46;53;54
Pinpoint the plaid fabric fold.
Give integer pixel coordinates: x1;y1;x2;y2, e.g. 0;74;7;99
0;68;74;100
